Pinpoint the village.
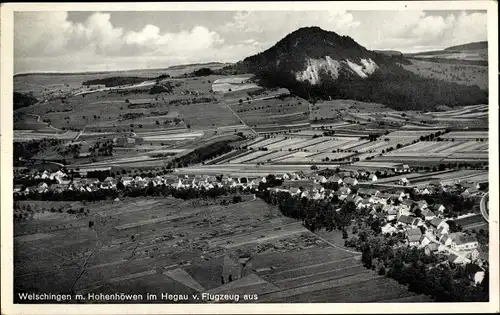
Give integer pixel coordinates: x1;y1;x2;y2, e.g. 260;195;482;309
13;162;489;278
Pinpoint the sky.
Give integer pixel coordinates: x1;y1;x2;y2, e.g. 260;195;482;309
14;10;487;73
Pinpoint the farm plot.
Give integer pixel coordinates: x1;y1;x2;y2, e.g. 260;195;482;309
252;151;294;163
212;75;256;93
289;137;332;150
349;141;393;153
263;138;310;151
140;131;204;141
275;152;317;163
229;150;273;164
440;131;488;140
305;152;354;163
248;137;286;149
304;139;351;152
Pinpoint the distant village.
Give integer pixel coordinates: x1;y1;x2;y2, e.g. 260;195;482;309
14;164;488;274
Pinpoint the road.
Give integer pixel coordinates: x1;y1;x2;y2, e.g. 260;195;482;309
480;192;489;223
221;98;259;136
27;114;62;132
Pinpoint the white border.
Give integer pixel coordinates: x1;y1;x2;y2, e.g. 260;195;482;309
1;2;498;314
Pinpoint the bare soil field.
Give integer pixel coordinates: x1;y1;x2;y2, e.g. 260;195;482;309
14;196;426;303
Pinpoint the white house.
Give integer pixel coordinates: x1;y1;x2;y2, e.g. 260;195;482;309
315;175;327;184
398;177;410;186
368;174;378;182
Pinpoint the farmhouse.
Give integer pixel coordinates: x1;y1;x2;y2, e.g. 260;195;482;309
368;174;378;182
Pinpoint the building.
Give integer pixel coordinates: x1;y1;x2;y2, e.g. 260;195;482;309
421;209;436;221
327;175;343;185
406;227;422;247
368;174;378;182
357;188;380;198
452;234;479;251
398;177;410;186
398;215;419;226
343;177;358;186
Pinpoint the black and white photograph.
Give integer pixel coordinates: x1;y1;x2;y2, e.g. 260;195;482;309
1;2;498;314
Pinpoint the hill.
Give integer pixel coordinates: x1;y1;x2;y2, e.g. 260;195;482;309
444;41;488;51
373;50;403;56
237;27;487;111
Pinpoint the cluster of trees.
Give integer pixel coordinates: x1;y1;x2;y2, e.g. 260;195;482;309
168;96;217;106
257;188;371;233
172;137;243;168
346;232;488;302
13;139;63;166
14;92;38;110
405;189;476;218
149;82;174;94
191;68;214;77
82;76;147;87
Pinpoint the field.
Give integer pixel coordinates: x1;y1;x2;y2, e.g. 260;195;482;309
14;197;429;303
403;59;488;90
375;139;488;166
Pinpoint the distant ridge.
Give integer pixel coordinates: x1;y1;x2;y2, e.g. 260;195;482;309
14;62;231;77
444;41;487;51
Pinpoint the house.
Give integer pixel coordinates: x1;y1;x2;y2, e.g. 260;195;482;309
312;183;325;193
14;184;23;193
398;177;410;186
338;186;351;195
327;175;343;185
429;179;442;187
49;184;68;193
398;215;419;226
382;223;397;235
343;177;358;186
424;243;439;256
421;209;436;221
386;209;398;221
420;188;431;195
406;227;422;246
417;200;428;210
339;171;352;178
419;234;434;247
429;217;443;229
452;234;479;251
395;164;410;173
289;187;301;196
358;198;373;209
357;187;380;198
315;175;327;184
345;194;357;203
122;176;134;186
448;254;469;265
368;173;378;182
37;182;49;193
430;204;446;213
